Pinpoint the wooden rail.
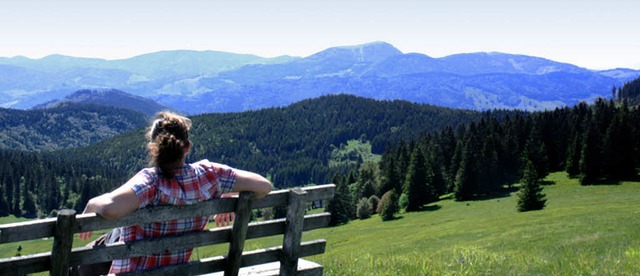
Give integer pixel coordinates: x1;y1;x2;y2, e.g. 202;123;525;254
0;184;335;276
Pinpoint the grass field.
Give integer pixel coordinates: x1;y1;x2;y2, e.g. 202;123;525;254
197;172;640;275
2;172;639;275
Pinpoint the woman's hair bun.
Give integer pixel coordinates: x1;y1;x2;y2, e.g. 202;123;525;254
146;112;192;178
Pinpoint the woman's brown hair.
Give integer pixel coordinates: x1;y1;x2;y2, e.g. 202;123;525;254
146;111;192;178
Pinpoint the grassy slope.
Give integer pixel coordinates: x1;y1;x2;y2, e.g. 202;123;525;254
197;172;640;275
2;172;639;275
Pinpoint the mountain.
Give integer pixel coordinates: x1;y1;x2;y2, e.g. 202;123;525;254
1;42;639;112
0;51;296;108
0;104;148;151
63;94;486;187
33;89;170;115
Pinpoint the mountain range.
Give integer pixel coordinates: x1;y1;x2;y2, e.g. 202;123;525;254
1;41;638;113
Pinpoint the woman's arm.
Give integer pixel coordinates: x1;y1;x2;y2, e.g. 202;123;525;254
83;184;141;221
231;169;272;199
79;185;140;240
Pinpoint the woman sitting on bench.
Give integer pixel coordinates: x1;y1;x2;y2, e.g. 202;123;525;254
79;111;272;274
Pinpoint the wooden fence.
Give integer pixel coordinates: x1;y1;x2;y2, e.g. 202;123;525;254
0;184;335;276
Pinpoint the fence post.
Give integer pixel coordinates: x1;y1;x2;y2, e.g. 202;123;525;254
50;209;76;276
280;188;307;276
225;191;253;276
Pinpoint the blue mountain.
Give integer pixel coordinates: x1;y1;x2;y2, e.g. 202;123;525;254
0;42;638;113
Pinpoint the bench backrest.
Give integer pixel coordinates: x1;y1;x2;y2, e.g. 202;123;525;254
0;184;335;276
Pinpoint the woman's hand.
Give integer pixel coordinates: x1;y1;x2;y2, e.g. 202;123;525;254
79;231;93;240
214;212;235;227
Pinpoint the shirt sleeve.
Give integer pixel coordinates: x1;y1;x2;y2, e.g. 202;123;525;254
123;169;157;209
210;162;237;195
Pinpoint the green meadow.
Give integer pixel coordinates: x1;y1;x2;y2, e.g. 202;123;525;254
2;172;639;275
197;172;640;275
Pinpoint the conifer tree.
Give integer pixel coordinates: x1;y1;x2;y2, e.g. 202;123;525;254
565;131;582;177
579;120;602;185
380;151;401;196
0;185;9;217
524;122;549;180
402;146;431;211
326;174;350;226
517;158;547;212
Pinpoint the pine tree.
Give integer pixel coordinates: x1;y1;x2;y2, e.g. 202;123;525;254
326;174;350;226
517;158;547;212
565;131;582;177
579;120;602;185
0;184;9;216
524;121;549;180
402;147;430;211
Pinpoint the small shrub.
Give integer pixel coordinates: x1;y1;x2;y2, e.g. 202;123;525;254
379;190;399;221
356;197;372;219
399;193;409;212
368;195;380;214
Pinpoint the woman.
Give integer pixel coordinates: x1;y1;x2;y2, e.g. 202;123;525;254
79;111;272;274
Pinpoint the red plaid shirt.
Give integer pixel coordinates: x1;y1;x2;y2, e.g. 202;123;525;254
109;159;237;274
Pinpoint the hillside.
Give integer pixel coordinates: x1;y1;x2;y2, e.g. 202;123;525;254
1;42;638;112
62;95;485;187
33;89;170;116
214;172;639;275
0;104;148;151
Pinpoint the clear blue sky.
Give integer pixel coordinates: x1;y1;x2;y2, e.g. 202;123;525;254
1;0;638;69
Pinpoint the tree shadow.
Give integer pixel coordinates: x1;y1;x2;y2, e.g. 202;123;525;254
540;180;556;186
385;215;404;221
418;204;441;212
585;179;622;186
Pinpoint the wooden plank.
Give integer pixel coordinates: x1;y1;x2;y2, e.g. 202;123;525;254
0;218;56;244
0;252;50;276
0;184;335;244
118;240;326;276
252;184;335;209
280;188;307;276
50;209;76;276
225;191;253;276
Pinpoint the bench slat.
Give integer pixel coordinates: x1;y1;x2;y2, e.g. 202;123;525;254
119;239;326;276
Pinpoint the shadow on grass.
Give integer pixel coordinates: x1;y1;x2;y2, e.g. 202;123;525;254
419;204;441;211
383;215;404;222
540;180;556;186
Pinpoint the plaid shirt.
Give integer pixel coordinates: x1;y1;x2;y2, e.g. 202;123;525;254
109;159;237;274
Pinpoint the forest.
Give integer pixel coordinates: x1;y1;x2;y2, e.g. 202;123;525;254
0;77;639;219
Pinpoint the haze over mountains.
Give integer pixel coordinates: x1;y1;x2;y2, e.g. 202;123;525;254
1;42;638;114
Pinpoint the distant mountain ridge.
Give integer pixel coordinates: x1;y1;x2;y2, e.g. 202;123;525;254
1;41;639;113
33;89;170;116
0;103;148;151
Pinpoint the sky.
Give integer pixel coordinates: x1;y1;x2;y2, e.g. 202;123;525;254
1;0;639;70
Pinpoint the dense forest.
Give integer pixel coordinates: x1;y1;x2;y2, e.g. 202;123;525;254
327;95;640;224
0;95;484;217
1;76;639;218
0;103;148;151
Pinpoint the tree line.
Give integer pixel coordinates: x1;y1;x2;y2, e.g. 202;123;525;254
327;92;640;224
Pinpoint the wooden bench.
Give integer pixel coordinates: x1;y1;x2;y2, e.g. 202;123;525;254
0;184;335;276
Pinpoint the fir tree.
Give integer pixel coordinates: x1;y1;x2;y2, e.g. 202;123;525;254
0;185;9;217
326;174;350;226
402;147;431;211
517;158;547;212
579;120;602;185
